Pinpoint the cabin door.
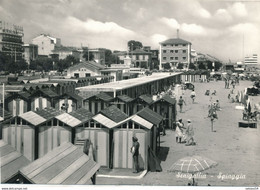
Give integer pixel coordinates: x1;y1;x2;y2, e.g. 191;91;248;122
96;129;109;167
22;126;35;161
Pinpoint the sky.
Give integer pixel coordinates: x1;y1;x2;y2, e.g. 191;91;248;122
0;0;260;62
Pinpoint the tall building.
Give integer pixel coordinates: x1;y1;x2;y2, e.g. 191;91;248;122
159;38;192;70
32;34;61;56
0;20;24;61
23;44;38;65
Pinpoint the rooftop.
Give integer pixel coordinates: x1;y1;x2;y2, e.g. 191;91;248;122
160;38;191;45
76;73;182;93
100;105;128;122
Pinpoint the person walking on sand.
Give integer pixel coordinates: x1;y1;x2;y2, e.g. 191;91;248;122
131;137;140;173
178;96;186;113
185;119;195;146
190;90;196;103
175;119;186;143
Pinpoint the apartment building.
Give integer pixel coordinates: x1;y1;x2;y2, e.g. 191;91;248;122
159;38;191;70
0;21;24;61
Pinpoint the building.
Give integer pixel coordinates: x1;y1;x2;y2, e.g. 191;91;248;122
116;49;152;69
23;44;38;65
244;54;258;66
0;21;24;61
51;46;81;60
66;61;105;78
89;48;106;65
159;38;192;70
32;34;61;56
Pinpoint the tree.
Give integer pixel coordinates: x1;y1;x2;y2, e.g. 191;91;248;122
198;62;206;70
177;63;184;69
163;62;171;70
104;49;120;66
82;49;94;61
189;62;196;70
128;40;143;51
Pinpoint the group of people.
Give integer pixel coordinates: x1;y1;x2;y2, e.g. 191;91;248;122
175;119;195;146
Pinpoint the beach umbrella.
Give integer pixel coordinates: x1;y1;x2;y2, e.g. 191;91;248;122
168;155;217;185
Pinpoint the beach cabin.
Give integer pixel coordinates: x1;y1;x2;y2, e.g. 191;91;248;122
29;89;58;111
55;108;93;146
136;107;164;153
2;108;63;161
91;105;128;168
112;94;134;115
19;142;100;185
0;140;30;183
150;95;177;129
112;114;155;170
87;92;114;114
132;94;153;114
55;92;83;113
4;91;31;116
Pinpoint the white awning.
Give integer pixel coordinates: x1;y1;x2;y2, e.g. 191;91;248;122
55;113;81;127
19;111;46;126
92;114;117;129
131;115;153;130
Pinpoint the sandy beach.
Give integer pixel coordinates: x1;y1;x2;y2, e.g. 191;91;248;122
97;80;260;186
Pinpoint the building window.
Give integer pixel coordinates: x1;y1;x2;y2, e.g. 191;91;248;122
163;50;167;53
170;50;174;53
170;57;173;60
183;44;186;47
163;45;166;47
175;57;178;60
163;57;166;60
183;57;186;60
175;44;178;46
183;50;186;53
175;50;178;53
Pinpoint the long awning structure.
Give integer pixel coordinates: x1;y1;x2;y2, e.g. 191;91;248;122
19;142;100;185
76;72;182;92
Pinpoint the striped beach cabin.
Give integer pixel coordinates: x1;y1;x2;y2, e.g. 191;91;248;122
2;108;63;161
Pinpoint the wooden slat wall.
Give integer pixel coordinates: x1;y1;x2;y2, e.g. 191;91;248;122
113;129;148;170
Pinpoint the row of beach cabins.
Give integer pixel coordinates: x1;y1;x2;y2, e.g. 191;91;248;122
0;72;209;185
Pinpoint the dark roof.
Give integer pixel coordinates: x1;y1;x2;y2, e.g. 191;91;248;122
137;107;163;125
79;91;100;100
154;95;176;105
138;94;153;104
18;91;31;100
31;89;58;98
160;38;191;45
63;92;83;102
100;105;128;122
35;107;63;120
69;108;93;122
0;107;12;120
117;95;134;103
95;92;113;102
